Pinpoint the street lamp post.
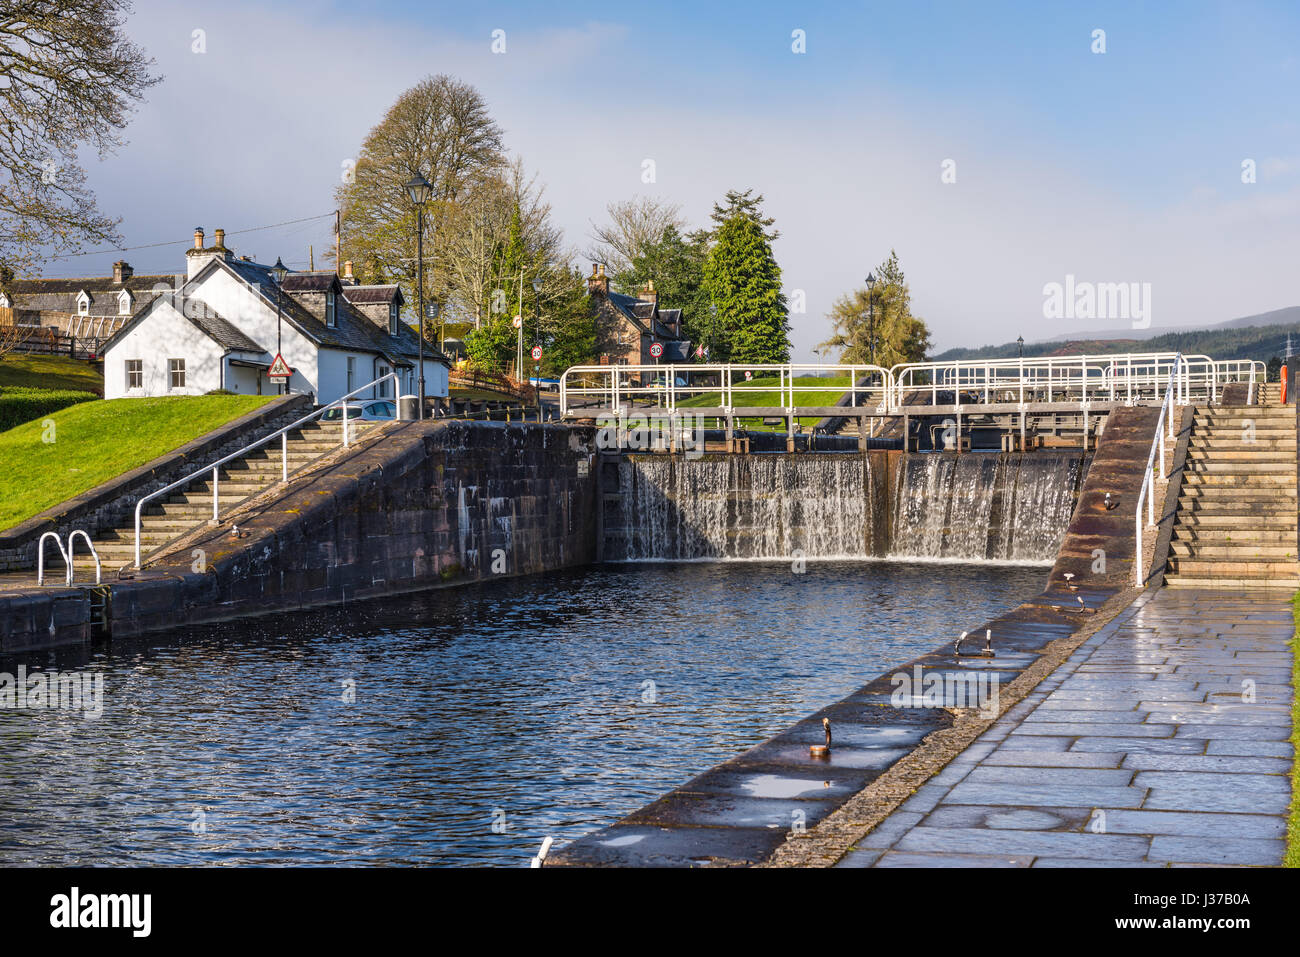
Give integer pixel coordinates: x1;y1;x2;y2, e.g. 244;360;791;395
271;257;288;395
406;172;433;419
1017;335;1024;359
531;277;542;407
865;272;877;365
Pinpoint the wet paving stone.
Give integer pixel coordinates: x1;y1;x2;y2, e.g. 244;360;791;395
854;588;1295;868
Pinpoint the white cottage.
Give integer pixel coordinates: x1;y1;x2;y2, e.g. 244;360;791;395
92;227;449;404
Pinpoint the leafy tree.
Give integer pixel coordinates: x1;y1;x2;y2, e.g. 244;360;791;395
703;214;790;362
820;249;931;367
617;225;711;344
0;0;160;277
541;268;597;376
702;188;779;242
463;315;515;373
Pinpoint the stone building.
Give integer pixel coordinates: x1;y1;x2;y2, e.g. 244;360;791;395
586;264;691;366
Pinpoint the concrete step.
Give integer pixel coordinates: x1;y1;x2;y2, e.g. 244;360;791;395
1185;457;1294;468
1170;542;1298;559
1174;527;1298;543
1182;473;1295;486
1167;557;1300;576
1178;485;1297;498
1185;449;1296;462
1166;576;1300;588
1175;501;1297;517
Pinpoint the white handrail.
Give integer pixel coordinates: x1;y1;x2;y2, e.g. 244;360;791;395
132;372;399;568
1134;353;1185;587
67;530;102;586
37;531;69;586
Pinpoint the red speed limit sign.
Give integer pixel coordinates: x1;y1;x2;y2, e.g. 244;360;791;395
531;345;542;360
649;342;664;358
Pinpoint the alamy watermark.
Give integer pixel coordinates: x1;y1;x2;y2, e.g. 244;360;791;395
0;666;103;719
1042;274;1152;329
596;413;707;460
890;665;1000;718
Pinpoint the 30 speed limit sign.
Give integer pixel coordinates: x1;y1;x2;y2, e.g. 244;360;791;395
531;345;543;361
649;342;664;359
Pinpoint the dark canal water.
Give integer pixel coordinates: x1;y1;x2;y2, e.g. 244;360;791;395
0;561;1045;866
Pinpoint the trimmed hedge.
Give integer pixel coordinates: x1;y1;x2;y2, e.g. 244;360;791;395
0;388;98;432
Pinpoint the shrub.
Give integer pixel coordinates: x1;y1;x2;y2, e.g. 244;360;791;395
0;388;97;432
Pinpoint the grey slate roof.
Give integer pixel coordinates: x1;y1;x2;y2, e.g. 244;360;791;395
221;258;446;366
343;284;403;304
5;274;181;317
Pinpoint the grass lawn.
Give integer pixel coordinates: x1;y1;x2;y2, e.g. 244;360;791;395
674;374;861;430
1287;591;1300;867
0;394;277;530
0;354;103;394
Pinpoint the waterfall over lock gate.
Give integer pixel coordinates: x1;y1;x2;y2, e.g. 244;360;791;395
608;452;1087;565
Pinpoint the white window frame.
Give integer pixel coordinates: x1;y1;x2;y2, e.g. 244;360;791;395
76;291;90;316
346;356;355;393
377;364;391;398
118;290;131;315
325;290;336;328
125;359;142;390
0;293;10;309
169;358;186;390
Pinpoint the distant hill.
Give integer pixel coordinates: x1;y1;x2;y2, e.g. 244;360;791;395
933;309;1300;363
1034;305;1300;344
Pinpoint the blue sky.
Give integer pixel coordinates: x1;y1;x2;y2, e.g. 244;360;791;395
49;0;1300;356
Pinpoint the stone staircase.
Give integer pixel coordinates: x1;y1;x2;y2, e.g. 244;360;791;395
1165;401;1298;588
71;419;379;576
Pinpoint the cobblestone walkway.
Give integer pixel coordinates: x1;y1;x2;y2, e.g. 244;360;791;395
839;588;1295;867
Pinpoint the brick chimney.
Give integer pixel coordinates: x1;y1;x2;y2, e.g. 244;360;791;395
587;263;609;296
637;278;657;305
185;225;233;278
112;260;134;284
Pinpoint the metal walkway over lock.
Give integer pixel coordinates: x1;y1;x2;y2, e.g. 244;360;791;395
559;353;1264;451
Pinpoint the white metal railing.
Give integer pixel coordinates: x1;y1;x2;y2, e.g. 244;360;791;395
888;352;1219;410
1134;353;1187;587
560;354;1263;419
560;363;891;418
132;373;399;568
37;530;100;586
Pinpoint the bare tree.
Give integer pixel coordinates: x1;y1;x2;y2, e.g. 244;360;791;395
336;74;506;308
0;308;34;361
0;0;161;277
584;196;685;277
439;157;571;332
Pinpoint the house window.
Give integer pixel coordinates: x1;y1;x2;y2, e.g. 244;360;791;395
118;290;131;315
77;292;89;316
169;358;186;390
325;290;336;328
125;359;142;389
0;293;9;309
389;303;399;337
377;364;391;398
346;356;355;393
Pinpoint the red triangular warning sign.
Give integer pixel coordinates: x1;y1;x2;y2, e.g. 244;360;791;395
268;353;292;377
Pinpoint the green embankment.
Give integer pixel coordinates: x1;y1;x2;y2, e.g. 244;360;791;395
1287;592;1300;867
0;394;277;530
0;354;103;392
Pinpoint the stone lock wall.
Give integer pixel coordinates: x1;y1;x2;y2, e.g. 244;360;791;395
108;420;599;636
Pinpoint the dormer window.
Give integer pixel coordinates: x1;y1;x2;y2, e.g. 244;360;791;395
325;290;336;328
118;289;132;315
76;291;90;316
0;293;9;309
389;302;399;337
